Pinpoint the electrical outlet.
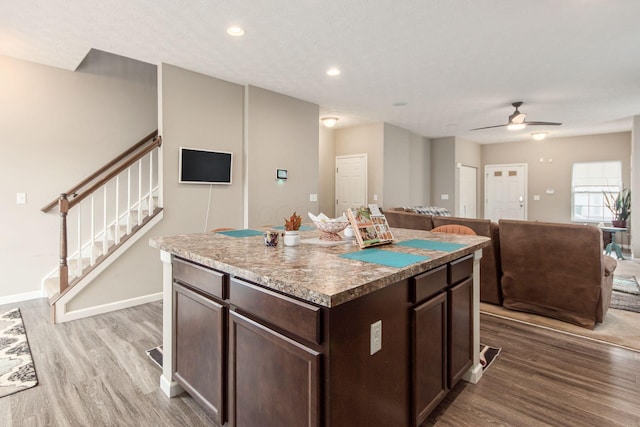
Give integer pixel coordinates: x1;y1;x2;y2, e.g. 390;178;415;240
370;320;382;355
373;194;378;201
16;193;26;205
441;194;449;200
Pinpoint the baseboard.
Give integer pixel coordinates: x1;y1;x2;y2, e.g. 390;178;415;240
56;292;163;323
0;290;45;305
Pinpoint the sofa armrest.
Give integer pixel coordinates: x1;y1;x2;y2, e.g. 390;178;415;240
603;255;617;277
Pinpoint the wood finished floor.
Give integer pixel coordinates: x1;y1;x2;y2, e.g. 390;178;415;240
1;299;639;427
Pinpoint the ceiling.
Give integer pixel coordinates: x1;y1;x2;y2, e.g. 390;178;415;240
2;0;640;144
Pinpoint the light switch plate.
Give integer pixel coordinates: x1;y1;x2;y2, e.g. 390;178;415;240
370;320;382;355
441;194;449;200
309;193;317;202
16;193;26;204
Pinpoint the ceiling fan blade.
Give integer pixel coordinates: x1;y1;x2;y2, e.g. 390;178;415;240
524;121;562;126
469;124;508;131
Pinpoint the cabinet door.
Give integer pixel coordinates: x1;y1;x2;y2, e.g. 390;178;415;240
173;283;226;424
448;277;473;388
412;291;448;427
229;311;320;427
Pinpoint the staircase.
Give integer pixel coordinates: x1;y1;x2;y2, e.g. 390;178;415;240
41;130;163;323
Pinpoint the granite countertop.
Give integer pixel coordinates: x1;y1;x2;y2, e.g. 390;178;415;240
150;228;490;308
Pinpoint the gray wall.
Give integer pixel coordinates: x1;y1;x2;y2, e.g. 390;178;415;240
335;123;385;208
318;126;336;215
246;86;320;227
455;137;482;217
383;124;430;209
71;63;246;310
481;132;631;223
0;53;157;301
430;137;456;212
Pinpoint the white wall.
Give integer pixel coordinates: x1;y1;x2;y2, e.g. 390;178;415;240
0;53;157;302
246;86;320;227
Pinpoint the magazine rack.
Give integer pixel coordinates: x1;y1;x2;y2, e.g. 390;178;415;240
346;205;394;249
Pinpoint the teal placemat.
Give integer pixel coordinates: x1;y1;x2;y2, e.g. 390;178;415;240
397;239;466;252
340;249;428;268
217;229;264;237
272;225;315;231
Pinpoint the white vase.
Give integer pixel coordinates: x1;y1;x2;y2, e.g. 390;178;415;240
283;230;300;246
344;225;355;239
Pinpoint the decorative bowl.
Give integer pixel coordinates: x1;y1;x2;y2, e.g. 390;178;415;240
313;220;349;241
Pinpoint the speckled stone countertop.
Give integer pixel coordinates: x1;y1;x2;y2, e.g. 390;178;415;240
150;228;490;308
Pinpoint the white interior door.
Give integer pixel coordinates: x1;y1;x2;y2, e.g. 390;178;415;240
335;154;367;217
458;165;477;218
485;164;527;221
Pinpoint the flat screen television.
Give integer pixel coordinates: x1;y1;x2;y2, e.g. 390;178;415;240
179;147;233;185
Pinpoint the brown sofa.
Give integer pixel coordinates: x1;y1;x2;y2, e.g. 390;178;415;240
384;208;503;305
383;208;618;328
499;219;617;328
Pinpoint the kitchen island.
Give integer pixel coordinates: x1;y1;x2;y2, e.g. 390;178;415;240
150;227;490;427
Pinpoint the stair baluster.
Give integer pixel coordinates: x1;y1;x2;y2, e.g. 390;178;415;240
58;194;69;293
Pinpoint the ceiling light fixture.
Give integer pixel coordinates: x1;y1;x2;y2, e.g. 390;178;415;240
321;117;339;127
326;67;341;76
532;132;548;141
227;26;245;36
506;123;526;131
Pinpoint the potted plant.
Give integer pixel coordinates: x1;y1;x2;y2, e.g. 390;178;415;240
283;212;302;246
604;188;631;228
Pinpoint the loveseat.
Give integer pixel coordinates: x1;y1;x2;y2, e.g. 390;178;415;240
383;207;617;328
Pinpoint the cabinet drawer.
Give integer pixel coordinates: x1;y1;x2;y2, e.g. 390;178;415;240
229;278;321;345
173;257;227;300
448;255;473;285
411;265;447;304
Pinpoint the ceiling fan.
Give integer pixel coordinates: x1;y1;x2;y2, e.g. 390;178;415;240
470;102;562;131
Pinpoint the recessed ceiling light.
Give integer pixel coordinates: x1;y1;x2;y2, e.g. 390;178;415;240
326;67;341;76
227;26;245;36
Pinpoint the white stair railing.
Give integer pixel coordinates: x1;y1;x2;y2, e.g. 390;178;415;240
41;132;162;295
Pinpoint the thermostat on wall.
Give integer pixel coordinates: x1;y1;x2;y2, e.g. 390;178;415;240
276;169;288;180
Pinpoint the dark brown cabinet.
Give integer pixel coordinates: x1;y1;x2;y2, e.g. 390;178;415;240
170;252;475;427
173;259;228;425
411;254;474;426
228;311;320;427
448;277;473;388
412;291;448;426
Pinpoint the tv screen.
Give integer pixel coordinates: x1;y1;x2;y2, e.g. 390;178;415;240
179;147;233;185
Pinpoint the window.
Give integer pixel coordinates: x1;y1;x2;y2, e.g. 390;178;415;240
571;161;622;222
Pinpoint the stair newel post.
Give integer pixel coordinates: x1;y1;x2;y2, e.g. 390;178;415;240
58;193;70;293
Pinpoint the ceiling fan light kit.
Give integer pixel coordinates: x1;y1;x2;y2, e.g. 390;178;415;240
321;117;339;128
532;132;548;141
470;101;562;132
